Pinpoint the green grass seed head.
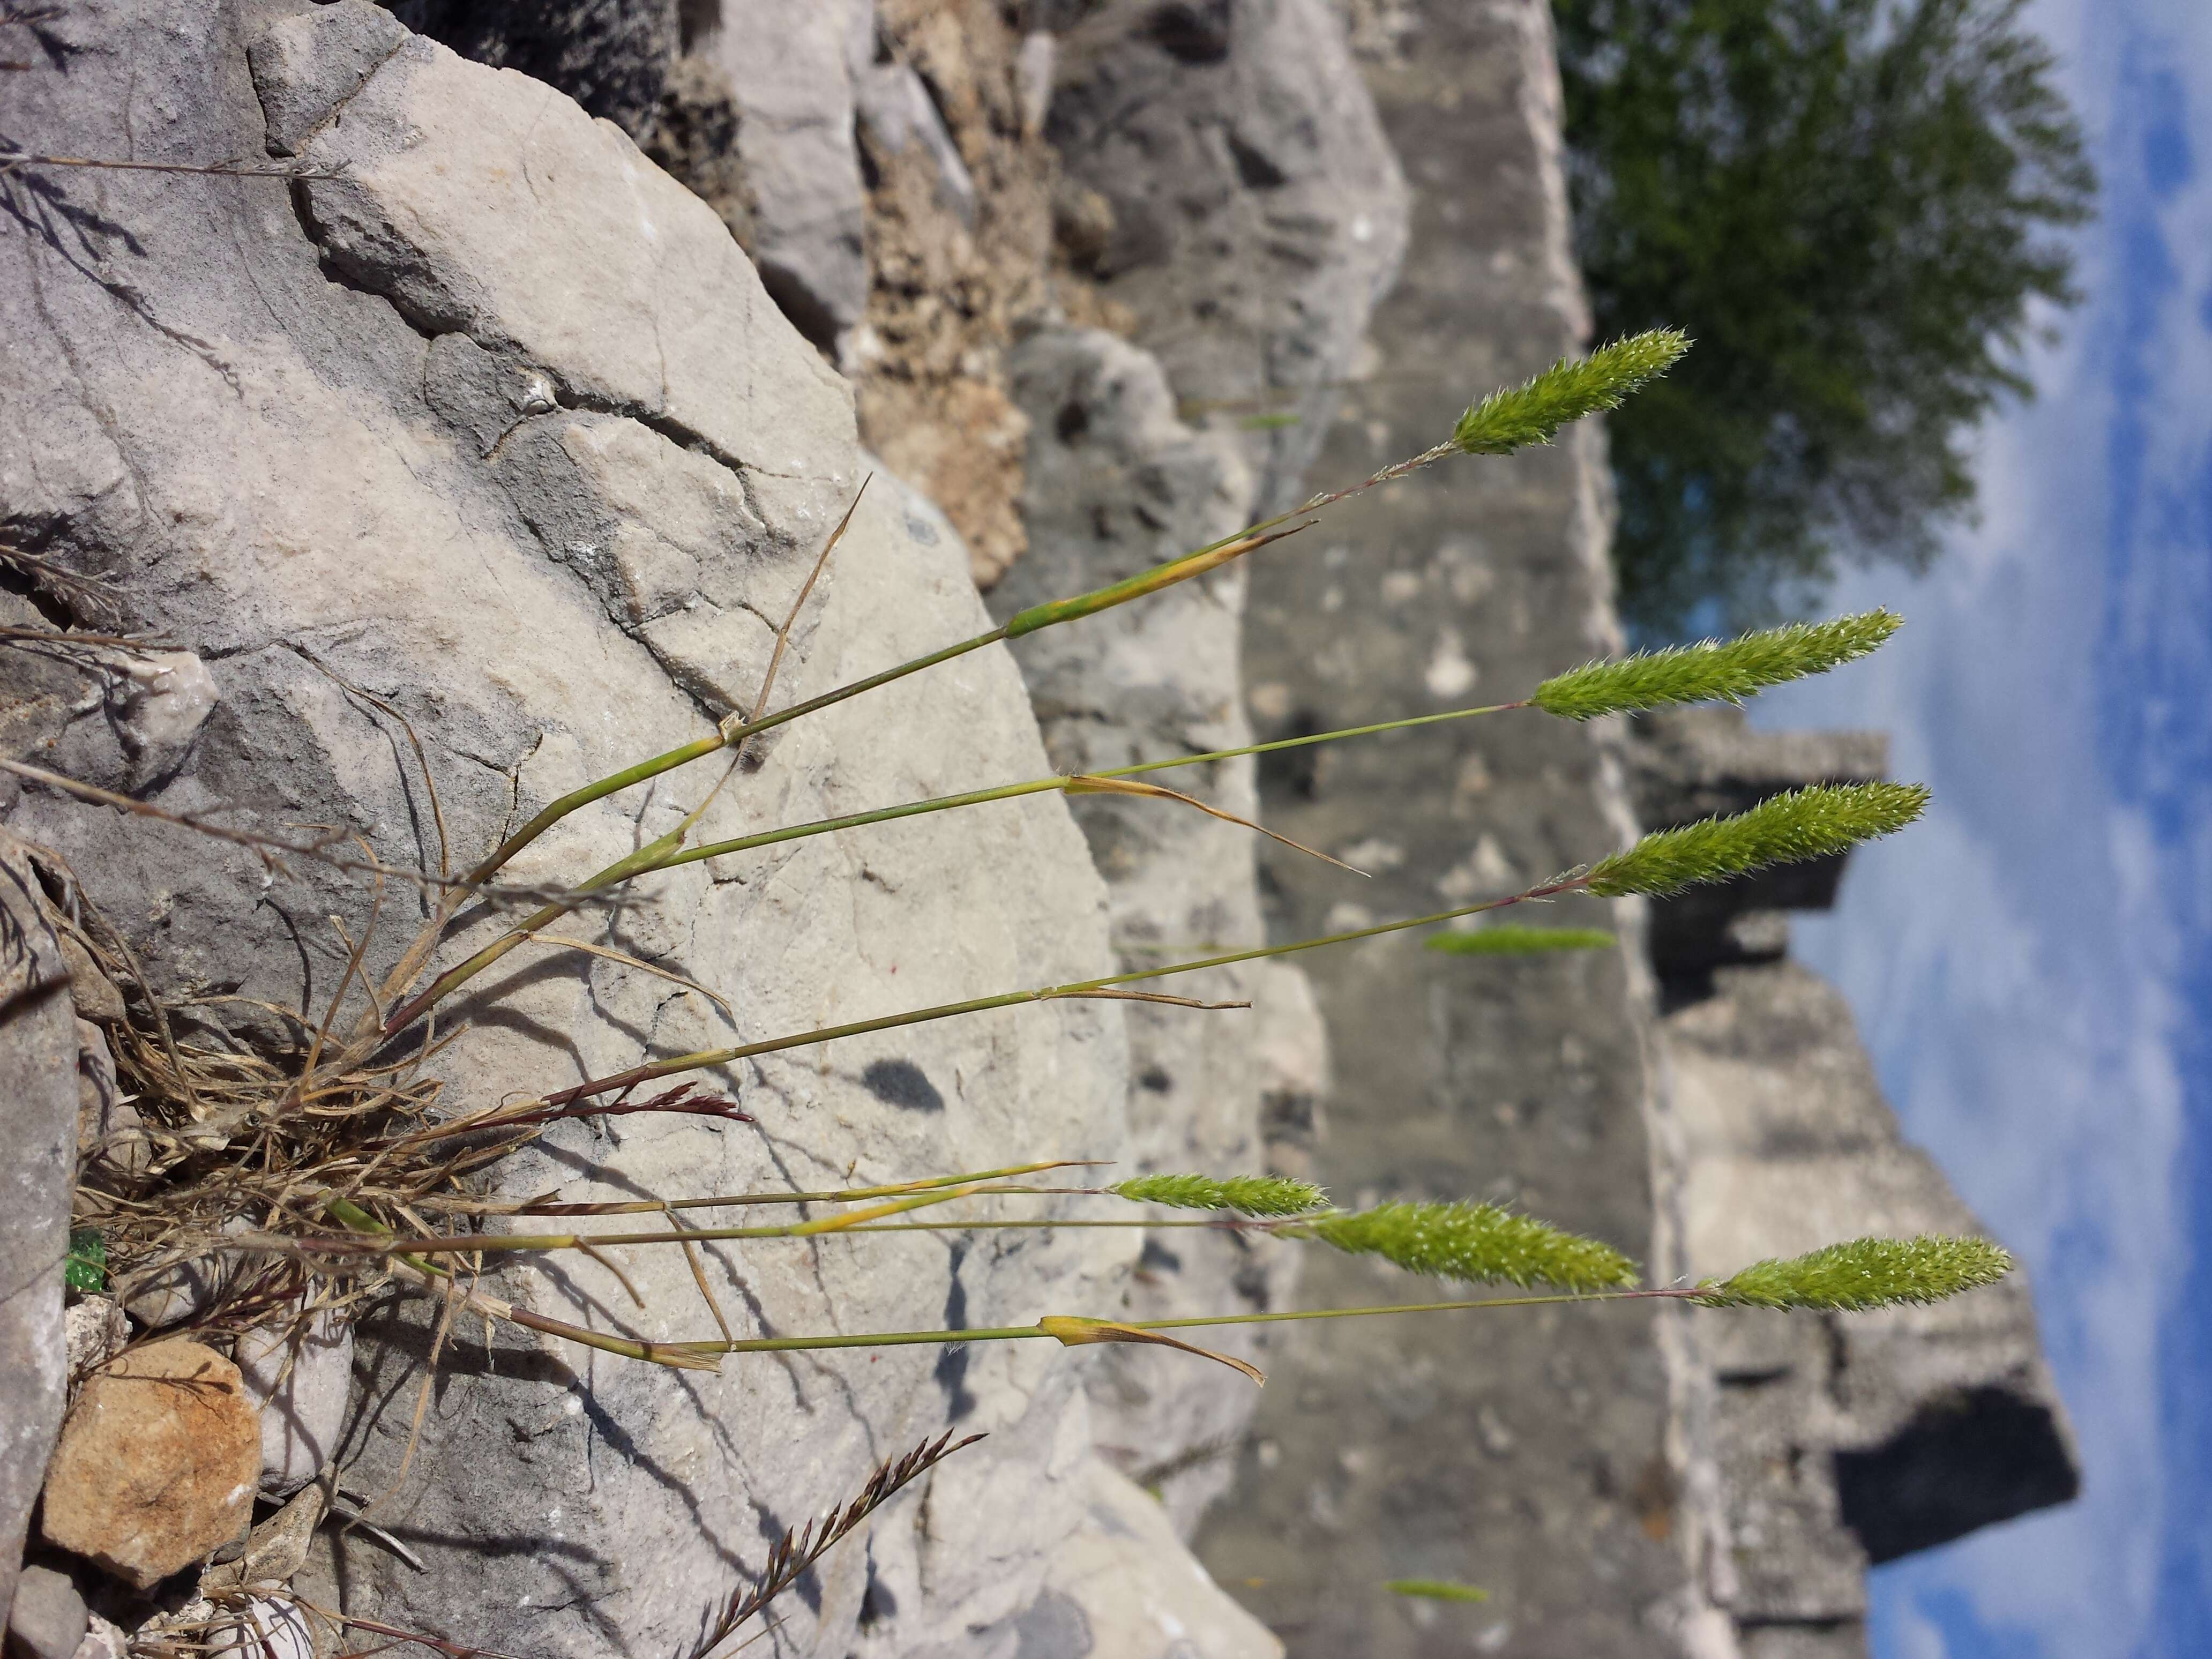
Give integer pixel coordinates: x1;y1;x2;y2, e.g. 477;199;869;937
1453;328;1692;456
1531;609;1903;721
1292;1200;1638;1292
1690;1235;2014;1312
1111;1172;1331;1216
1585;781;1929;899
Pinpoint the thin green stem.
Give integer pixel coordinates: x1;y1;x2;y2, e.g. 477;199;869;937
462;731;731;890
295;1183;1018;1256
457;522;1311;892
533;877;1583;1108
288;1212;1264;1259
705;1290;1656;1358
417;1160;1094;1216
387;700;1523;1035
430;336;1683;895
320;1194;723;1370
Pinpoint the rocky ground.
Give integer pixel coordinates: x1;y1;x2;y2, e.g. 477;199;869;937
1;5;2074;1659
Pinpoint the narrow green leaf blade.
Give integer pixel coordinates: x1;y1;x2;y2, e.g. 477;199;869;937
1426;924;1616;956
1385;1580;1489;1604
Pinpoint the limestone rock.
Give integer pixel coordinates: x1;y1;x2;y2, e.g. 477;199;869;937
990;325;1306;1536
288;21;857;548
61;1299;126;1390
0;829;77;1633
1028;1461;1283;1658
235;1309;353;1495
118;1221;257;1333
1662;960;2080;1621
856;60;979;229
40;1340;263;1591
1;5;1154;1652
73;1020;148;1190
199;1483;327;1596
4;1567;87;1659
52;928;123;1028
380;0;679;136
1251;961;1329;1185
690;0;874;352
246;0;412;155
205;1598;313;1659
66;1615;125;1659
1045;0;1410;512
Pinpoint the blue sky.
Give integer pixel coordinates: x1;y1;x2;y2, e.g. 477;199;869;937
1751;2;2212;1654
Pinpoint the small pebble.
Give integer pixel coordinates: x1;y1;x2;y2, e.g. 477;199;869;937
5;1565;88;1659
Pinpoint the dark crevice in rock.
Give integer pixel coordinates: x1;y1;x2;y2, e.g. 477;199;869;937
1835;1386;2082;1564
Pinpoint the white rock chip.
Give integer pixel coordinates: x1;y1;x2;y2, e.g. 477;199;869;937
205;1598;313;1659
235;1307;353;1496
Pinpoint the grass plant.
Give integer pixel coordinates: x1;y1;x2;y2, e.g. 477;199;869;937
23;326;1998;1649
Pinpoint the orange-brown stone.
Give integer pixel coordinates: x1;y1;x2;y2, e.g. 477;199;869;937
39;1339;261;1589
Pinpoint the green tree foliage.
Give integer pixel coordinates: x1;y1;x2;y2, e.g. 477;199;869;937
1553;0;2095;633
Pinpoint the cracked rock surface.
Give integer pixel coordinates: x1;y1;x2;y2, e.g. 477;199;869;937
1043;0;1410;514
0;3;1264;1654
990;325;1320;1538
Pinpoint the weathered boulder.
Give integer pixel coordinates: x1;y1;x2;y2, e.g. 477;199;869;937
0;3;1264;1651
0;831;76;1633
39;1340;263;1591
1043;0;1410;512
990;324;1314;1535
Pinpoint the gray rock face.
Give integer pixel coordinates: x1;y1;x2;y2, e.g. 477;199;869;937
691;0;873;354
380;0;680;136
1625;695;2078;1659
1660;962;2080;1645
234;1307;353;1496
1193;5;1691;1650
989;325;1316;1536
0;833;76;1636
1020;1460;1281;1659
0;4;1250;1653
1044;0;1409;511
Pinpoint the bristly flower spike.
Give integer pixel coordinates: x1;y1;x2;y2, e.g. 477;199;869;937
1584;781;1929;899
1112;1173;1330;1217
1689;1236;2013;1312
1287;1200;1638;1293
1453;328;1692;455
1532;610;1903;722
